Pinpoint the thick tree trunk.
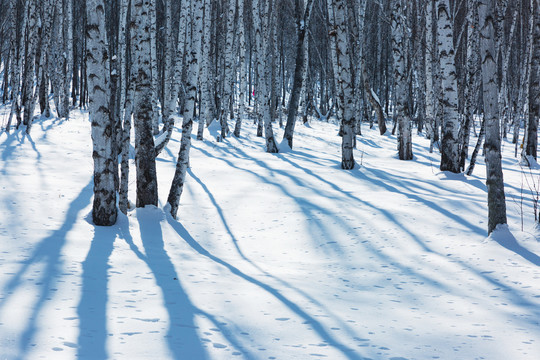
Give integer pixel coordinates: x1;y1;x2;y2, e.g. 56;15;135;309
87;0;117;226
479;0;507;233
327;0;355;169
437;0;460;173
392;0;413;160
133;0;158;208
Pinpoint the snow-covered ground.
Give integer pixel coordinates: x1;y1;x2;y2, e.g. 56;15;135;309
0;109;539;360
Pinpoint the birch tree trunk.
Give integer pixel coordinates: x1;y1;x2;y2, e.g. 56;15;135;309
149;0;160;135
167;0;203;219
283;0;314;149
197;0;213;140
156;0;190;155
478;0;507;234
437;0;461;173
133;0;158;208
87;0;117;226
233;0;247;137
327;0;355;169
460;0;480;172
526;0;540;162
22;0;38;129
28;0;54;133
219;0;237;139
62;0;73;118
6;0;25;132
253;0;279;153
392;0;413;160
118;0;130;214
425;0;436;152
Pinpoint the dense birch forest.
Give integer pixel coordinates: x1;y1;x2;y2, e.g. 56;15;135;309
0;0;539;233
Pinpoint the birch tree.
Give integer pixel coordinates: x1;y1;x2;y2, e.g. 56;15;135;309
327;0;355;169
233;0;247;137
167;0;203;219
133;0;159;207
87;0;117;226
197;0;213;140
478;0;507;233
283;0;314;149
252;0;279;153
391;0;413;160
437;0;461;173
525;0;540;162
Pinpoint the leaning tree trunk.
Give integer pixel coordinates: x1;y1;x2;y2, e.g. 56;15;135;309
87;0;117;226
391;0;413;160
155;0;190;155
283;0;314;149
479;0;507;234
167;0;204;219
437;0;461;173
327;0;355;169
133;0;159;208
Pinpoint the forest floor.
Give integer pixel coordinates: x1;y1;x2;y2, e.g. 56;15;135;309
0;108;539;360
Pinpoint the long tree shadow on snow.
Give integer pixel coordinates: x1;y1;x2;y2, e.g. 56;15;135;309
187;168;362;340
136;207;208;359
77;220;116;359
166;215;364;360
194;141;540;327
0;180;93;360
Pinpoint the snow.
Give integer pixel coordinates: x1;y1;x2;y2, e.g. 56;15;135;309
0;109;539;360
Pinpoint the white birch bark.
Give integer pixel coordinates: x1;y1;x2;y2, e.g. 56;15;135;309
62;0;73;118
22;0;38;129
478;0;507;233
425;0;436;152
197;0;212;140
460;0;480;171
220;0;237;139
233;0;247;137
6;0;25;131
156;0;190;155
133;0;158;207
327;0;355;169
51;0;65;118
253;0;279;153
391;0;412;160
118;0;130;214
87;0;117;225
149;0;159;135
167;0;203;219
437;0;460;173
526;0;540;161
27;0;54;133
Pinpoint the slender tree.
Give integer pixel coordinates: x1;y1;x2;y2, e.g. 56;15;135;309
167;0;204;219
